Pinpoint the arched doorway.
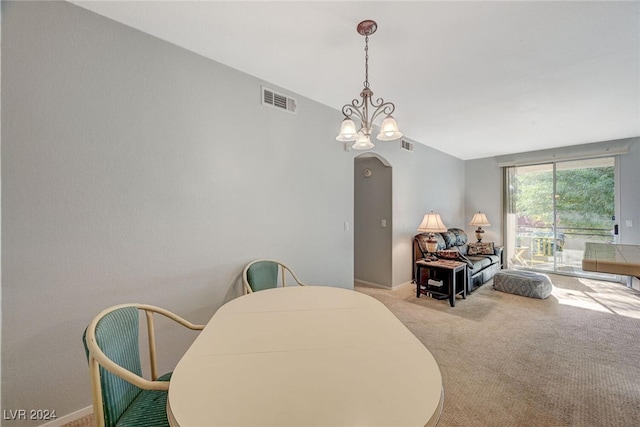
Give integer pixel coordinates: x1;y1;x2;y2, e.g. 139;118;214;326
354;153;393;288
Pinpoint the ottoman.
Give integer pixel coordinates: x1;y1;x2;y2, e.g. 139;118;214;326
493;270;552;299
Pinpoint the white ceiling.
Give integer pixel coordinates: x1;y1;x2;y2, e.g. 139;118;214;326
71;0;640;160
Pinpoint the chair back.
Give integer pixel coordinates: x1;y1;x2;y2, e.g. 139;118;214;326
83;306;142;427
84;304;203;427
243;259;307;294
246;260;280;292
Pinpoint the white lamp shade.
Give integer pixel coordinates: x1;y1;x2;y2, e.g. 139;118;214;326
376;115;403;141
336;117;358;141
351;132;375;150
469;212;491;227
417;212;448;233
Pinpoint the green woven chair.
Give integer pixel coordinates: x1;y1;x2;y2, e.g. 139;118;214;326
242;259;308;294
83;304;204;427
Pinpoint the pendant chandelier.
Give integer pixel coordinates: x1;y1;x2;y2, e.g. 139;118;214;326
336;20;403;150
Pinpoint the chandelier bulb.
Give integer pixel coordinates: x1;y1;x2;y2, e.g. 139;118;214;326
351;131;375;150
376;115;403;141
336;117;358;141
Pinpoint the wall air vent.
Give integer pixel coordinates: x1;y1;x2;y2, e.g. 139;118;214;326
262;86;297;114
401;140;414;152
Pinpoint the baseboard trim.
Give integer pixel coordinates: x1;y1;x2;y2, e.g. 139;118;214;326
391;280;414;290
39;406;92;427
355;279;390;289
355;279;414;291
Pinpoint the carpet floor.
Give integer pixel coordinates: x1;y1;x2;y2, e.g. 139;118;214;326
356;274;640;427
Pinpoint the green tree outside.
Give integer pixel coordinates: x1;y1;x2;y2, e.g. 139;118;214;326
515;166;614;231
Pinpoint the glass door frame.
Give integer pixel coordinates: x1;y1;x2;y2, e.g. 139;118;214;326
503;156;620;281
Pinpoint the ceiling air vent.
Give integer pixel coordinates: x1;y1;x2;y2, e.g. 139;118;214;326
262;86;297;114
401;140;414;152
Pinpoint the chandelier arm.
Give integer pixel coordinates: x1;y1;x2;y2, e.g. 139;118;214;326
369;100;396;123
341;102;365;122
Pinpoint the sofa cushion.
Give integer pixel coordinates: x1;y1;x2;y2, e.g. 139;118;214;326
448;228;468;246
432;233;447;251
467;256;492;274
439;231;457;248
458;244;469;256
484;254;500;264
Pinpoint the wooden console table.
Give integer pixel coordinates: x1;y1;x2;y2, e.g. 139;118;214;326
415;258;467;307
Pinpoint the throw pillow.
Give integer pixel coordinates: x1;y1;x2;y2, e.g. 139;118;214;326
468;242;495;255
437;248;460;259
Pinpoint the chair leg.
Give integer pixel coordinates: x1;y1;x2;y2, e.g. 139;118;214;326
89;356;106;427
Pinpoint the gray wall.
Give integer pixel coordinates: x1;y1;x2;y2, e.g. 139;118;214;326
465;157;503;245
1;1;465;422
386;141;466;286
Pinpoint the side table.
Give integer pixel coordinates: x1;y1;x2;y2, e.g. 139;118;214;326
415;259;467;307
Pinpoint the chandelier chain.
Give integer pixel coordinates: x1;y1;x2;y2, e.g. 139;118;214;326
364;34;369;88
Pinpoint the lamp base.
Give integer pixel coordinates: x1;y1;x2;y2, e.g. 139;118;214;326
425;233;439;253
475;228;484;243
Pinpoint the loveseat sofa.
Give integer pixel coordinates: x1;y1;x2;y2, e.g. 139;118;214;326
413;228;503;293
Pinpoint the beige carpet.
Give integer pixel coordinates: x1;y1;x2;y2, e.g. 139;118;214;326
62;414;92;427
357;274;640;427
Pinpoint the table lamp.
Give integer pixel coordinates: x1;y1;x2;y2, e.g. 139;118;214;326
418;211;448;254
469;211;491;242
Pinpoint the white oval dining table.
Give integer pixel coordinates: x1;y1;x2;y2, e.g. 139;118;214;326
167;285;443;426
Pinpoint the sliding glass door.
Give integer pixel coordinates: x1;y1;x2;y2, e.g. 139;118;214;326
505;157;616;278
